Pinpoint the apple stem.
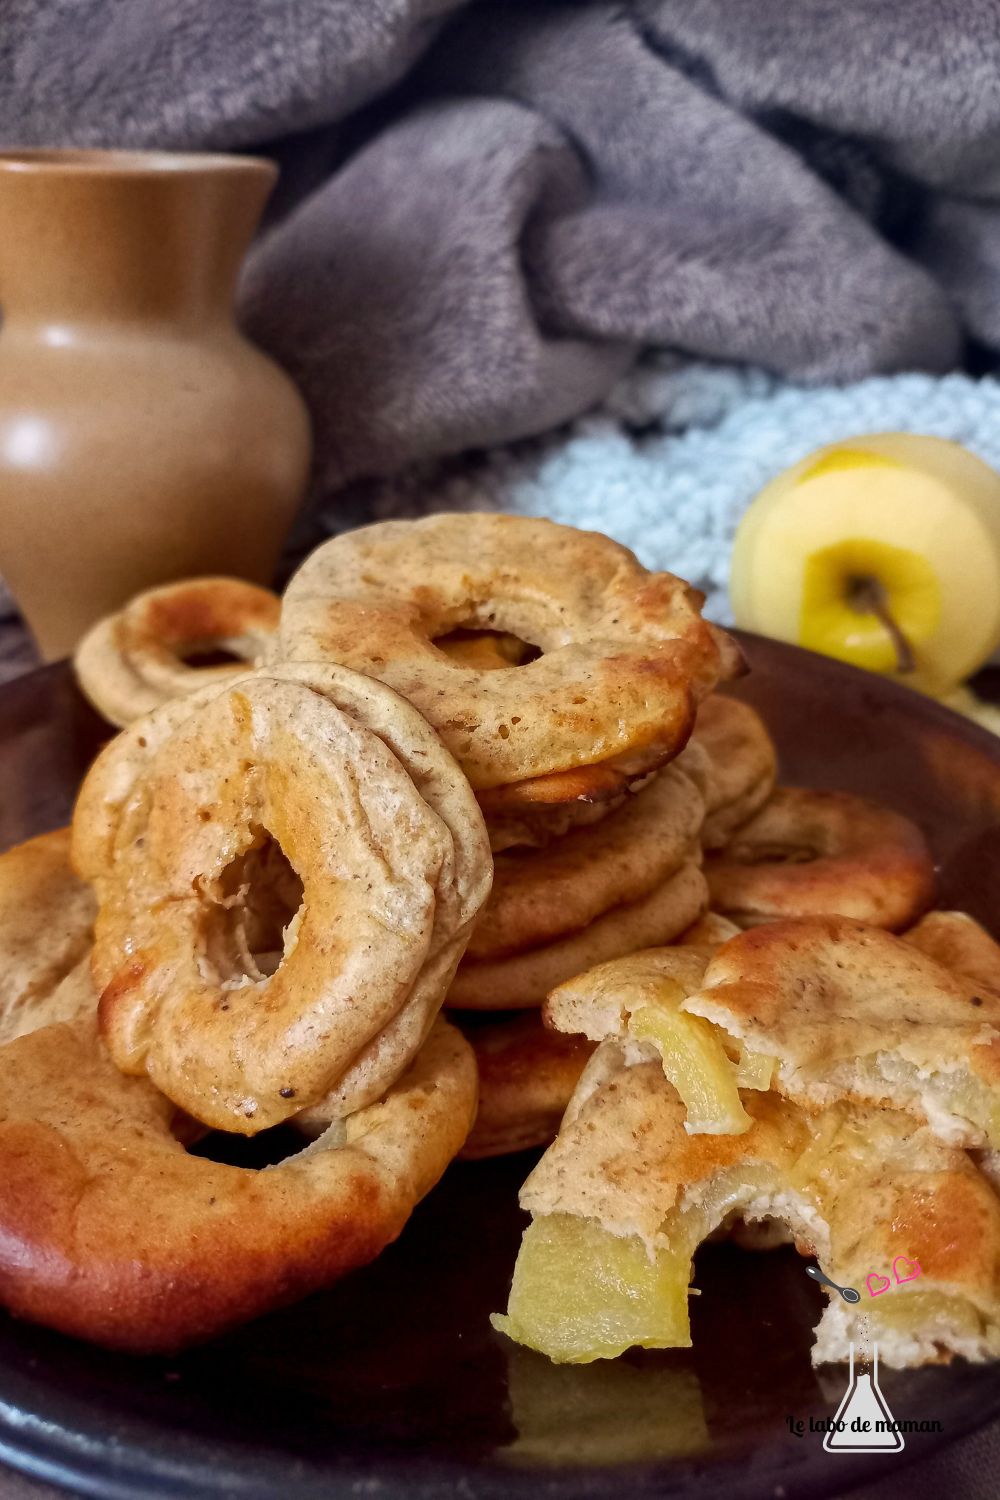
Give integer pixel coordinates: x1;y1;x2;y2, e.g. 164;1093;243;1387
846;576;916;674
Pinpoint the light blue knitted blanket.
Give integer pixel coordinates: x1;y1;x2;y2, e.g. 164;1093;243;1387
364;363;1000;624
5;365;1000;684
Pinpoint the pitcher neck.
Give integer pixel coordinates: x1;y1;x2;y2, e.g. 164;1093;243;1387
0;153;275;327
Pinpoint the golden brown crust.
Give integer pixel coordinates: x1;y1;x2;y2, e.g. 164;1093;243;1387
0;1017;476;1353
277;514;735;790
544;947;713;1043
680;696;778;850
478;764;642;856
517;1041;1000;1364
477;758;670;816
456;1012;593;1159
483;793;630;855
478;763;638;810
705;787;934;930
674;912;742;949
0;828;97;1046
447;862;709;1011
520;1045;808;1243
77;665;491;1134
123;578;279;669
468;768;703;961
688;915;1000;1141
74;578;280;728
905;911;1000;997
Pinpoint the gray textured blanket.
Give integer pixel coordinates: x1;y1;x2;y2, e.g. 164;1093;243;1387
3;0;1000;501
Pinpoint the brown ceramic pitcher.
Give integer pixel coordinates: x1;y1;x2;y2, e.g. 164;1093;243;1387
0;149;311;659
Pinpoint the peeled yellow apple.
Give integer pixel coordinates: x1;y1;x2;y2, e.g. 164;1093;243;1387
730;434;1000;693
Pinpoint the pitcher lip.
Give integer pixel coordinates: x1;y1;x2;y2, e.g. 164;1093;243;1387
0;148;276;179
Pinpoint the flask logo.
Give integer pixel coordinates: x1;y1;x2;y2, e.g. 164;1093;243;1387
823;1344;904;1453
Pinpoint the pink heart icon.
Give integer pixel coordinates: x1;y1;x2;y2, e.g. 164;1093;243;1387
892;1254;921;1285
865;1271;891;1298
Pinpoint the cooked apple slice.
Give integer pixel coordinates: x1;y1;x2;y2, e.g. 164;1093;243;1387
495;1041;1000;1369
686;915;1000;1149
546;948;749;1135
734;1045;777;1091
491;1214;693;1363
627;1002;750;1135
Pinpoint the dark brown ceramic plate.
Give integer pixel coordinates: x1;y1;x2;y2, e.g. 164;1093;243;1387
1;636;1000;1500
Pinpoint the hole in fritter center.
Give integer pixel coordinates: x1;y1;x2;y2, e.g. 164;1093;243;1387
176;642;246;668
201;826;304;985
174;1101;344;1165
183;1122;319;1168
729;842;818;867
434;627;542;670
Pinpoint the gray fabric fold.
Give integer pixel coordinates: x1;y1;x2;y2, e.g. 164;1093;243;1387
2;0;1000;502
240;97;632;497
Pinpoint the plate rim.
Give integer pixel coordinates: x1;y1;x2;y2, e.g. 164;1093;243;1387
0;640;999;1498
